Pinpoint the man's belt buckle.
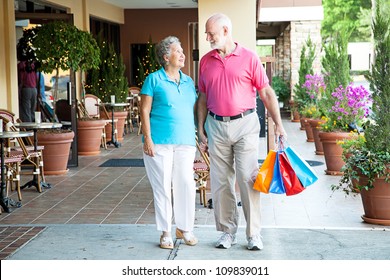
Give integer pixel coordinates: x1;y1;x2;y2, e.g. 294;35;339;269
222;116;230;122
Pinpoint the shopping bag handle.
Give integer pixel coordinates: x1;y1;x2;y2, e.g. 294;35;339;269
276;135;287;151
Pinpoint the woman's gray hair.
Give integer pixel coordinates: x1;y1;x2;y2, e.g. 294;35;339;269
155;36;181;66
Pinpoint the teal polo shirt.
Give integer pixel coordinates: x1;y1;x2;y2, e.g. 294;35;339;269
140;68;197;146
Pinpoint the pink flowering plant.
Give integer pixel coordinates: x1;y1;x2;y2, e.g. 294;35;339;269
302;74;326;101
321;83;372;132
301;74;326;118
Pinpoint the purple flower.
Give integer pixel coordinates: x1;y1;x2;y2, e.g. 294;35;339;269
302;74;326;101
326;83;373;131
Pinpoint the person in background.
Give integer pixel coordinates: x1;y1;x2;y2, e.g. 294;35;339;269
140;36;198;249
37;71;46;105
197;13;287;250
17;60;37;122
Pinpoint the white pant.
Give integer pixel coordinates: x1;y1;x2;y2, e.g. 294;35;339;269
143;144;196;232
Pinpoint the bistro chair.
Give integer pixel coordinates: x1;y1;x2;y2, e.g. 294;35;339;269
0;108;44;151
0;116;24;202
1;117;44;196
0;109;44;198
193;137;210;207
4;156;23;202
128;87;142;135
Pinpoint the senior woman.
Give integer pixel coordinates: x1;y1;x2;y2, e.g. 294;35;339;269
140;36;198;249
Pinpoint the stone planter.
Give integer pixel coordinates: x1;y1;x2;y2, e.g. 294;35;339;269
37;130;74;175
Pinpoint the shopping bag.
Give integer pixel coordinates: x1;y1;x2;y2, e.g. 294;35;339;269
253;150;277;193
269;151;286;194
284;146;318;187
279;151;305;196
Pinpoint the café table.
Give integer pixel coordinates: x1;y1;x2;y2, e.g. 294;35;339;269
0;131;33;213
14;122;62;190
100;103;130;148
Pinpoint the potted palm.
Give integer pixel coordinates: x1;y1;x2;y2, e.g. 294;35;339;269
30;21;100;172
332;0;390;225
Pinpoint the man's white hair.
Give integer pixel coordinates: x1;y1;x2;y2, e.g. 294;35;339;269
208;13;232;34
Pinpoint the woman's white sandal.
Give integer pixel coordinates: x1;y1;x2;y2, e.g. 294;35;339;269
160;235;174;249
176;228;198;246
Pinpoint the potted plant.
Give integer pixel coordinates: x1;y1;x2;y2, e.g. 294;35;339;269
300;73;327;153
298;73;325;143
85;34;129;143
29;21;100;173
332;0;390;225
318;83;372;175
317;28;371;175
271;76;290;108
292;36;316;127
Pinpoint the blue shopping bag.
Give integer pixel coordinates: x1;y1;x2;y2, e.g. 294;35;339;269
269;150;286;194
284;145;318;187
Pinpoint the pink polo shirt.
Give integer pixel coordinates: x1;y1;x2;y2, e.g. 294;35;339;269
198;43;269;116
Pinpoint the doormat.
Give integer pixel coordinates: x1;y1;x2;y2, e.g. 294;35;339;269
99;158;144;167
258;159;323;167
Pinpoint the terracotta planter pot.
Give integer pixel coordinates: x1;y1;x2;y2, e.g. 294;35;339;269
77;119;106;156
359;172;390;226
103;111;128;142
318;131;352;175
299;116;306;130
303;118;314;142
291;110;300;122
309;119;325;155
288;100;300;123
37;130;75;175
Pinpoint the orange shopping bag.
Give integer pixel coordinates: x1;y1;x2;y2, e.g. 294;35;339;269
253;150;277;193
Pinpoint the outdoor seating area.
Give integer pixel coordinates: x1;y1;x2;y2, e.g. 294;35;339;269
0;114;374;227
0;88;143;213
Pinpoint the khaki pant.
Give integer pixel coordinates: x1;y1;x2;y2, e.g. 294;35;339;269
205;112;261;238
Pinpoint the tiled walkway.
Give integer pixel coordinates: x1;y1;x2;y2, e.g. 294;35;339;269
0;226;45;259
1;116;388;259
